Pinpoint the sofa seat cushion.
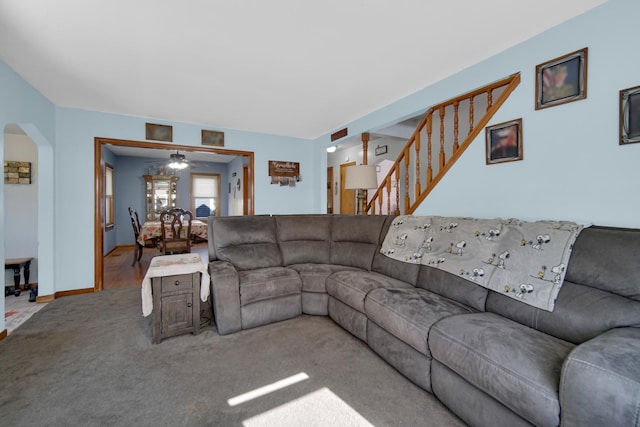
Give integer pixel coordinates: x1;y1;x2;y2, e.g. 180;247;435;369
429;312;575;427
288;263;361;293
238;267;302;306
365;288;473;357
326;270;413;313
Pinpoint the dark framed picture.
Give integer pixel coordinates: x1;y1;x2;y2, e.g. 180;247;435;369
145;123;173;142
375;145;388;156
535;48;588;110
620;85;640;145
202;129;225;147
486;119;523;165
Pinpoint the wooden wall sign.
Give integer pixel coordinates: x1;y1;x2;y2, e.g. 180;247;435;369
268;160;300;177
269;160;300;186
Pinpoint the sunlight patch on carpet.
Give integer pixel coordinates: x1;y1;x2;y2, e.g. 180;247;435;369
228;372;309;407
242;387;374;427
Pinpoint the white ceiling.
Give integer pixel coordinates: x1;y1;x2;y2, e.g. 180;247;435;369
0;1;606;140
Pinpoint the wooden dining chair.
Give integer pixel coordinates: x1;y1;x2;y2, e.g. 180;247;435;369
159;208;193;255
128;207;144;265
128;207;156;266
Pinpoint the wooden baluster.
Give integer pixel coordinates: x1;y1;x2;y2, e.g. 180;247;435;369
362;132;370;214
378;188;383;215
426;113;433;184
414;134;421;197
487;89;493;112
395;167;400;215
386;179;391;215
453;101;459;152
469;95;475;133
362;132;369;165
439;106;445;168
404;150;410;213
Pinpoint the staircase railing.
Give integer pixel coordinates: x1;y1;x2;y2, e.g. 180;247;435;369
365;73;521;215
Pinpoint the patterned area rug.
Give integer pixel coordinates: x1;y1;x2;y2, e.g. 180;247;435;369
4;297;47;334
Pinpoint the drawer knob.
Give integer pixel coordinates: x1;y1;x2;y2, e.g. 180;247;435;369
174;280;180;286
187;303;192;308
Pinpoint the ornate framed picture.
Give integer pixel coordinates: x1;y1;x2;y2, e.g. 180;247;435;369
145;123;173;142
486;119;523;165
202;129;224;147
620;84;640;145
535;48;588;110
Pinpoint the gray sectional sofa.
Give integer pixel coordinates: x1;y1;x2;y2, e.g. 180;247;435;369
206;214;640;427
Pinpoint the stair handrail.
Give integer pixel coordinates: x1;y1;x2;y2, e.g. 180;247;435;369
366;73;521;215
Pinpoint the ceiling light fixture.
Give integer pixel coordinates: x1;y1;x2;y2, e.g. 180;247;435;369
168;152;188;169
326;145;337;153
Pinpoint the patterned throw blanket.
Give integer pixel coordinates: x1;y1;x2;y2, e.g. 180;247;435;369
380;216;585;311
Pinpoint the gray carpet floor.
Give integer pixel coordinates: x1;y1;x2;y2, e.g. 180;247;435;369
0;288;465;426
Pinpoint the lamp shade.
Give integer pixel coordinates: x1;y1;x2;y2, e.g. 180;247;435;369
344;164;378;190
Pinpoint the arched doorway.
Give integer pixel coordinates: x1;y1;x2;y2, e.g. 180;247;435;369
1;123;55;337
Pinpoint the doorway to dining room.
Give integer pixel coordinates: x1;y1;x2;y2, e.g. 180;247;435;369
94;137;254;292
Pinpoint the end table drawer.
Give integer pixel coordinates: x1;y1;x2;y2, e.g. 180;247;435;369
161;273;194;293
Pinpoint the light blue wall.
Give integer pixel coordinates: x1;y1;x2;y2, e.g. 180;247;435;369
314;0;640;228
113;156;145;248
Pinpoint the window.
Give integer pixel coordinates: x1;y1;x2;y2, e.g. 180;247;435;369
191;173;220;218
105;163;114;229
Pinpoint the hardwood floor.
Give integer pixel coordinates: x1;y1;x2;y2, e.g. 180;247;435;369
103;243;209;289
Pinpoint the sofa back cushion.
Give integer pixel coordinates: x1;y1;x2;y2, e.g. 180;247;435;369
371;216;420;286
330;215;388;270
210;216;283;270
275;215;331;265
416;265;488;312
564;226;640;301
486;226;640;344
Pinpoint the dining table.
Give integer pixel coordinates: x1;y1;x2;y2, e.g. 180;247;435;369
137;219;208;246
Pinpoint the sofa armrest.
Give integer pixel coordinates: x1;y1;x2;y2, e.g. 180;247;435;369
560;327;640;427
209;260;241;335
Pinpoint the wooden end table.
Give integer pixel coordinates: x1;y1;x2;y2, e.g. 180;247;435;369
141;253;210;344
151;272;201;344
4;257;33;297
